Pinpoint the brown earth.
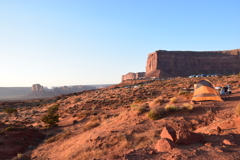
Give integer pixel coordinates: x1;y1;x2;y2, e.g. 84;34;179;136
0;75;240;159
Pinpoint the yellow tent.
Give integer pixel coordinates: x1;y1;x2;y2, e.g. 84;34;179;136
192;79;223;102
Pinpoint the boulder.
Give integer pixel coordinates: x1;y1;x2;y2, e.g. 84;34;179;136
223;139;237;146
176;130;205;145
160;126;176;141
155;138;177;152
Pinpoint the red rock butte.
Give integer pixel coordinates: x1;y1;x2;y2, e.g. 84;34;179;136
145;49;240;78
122;49;240;80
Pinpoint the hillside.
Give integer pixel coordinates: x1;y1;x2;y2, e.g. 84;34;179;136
0;75;240;159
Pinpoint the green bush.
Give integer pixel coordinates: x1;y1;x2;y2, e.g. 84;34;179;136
164;104;178;112
148;107;164;120
4;107;17;114
182;103;194;111
5;126;16;131
42;104;60;128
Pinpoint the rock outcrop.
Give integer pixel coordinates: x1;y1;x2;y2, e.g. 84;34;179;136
145;49;240;78
53;86;72;94
32;84;44;92
122;72;145;81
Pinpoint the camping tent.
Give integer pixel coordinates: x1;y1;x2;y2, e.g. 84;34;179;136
192;79;223;101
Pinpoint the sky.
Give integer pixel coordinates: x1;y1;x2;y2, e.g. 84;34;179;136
0;0;240;88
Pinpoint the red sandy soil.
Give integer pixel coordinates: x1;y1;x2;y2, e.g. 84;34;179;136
0;75;240;160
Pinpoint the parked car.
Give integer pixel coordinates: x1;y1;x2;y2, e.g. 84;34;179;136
189;75;195;78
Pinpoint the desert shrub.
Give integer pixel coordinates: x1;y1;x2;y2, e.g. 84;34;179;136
130;104;138;109
182;103;194;111
178;90;190;95
169;97;177;103
235;104;240;116
77;110;92;119
5;126;16;131
154;96;164;104
164;104;178;112
149;96;164;108
134;99;144;103
137;103;148;114
46;130;71;143
0;130;5;135
4;107;17;114
74;98;82;103
83;121;100;131
148;107;165;120
42;105;59;128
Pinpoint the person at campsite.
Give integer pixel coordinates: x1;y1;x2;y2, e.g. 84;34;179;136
220;87;230;100
226;85;232;94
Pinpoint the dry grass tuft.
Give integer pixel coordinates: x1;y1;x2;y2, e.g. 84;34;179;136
178;91;193;99
169;97;177;103
77;110;92;119
83;121;100;131
137;103;148;114
182;103;194;111
46;130;71;143
149;96;164;108
164;104;178;112
148;107;165;120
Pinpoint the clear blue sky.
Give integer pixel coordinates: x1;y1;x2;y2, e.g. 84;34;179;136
0;0;239;87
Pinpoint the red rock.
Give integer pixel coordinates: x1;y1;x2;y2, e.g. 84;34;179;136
145;49;240;78
122;72;145;81
176;130;205;145
205;143;212;147
160;126;176;141
223;139;236;146
155;138;177;152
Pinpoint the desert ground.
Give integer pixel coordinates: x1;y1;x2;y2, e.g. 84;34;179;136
1;75;240;160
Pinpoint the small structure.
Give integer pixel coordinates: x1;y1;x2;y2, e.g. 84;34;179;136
192;79;223;102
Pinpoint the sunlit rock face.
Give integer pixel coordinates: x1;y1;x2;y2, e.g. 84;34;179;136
122;72;146;81
31;84;44;92
145;49;240;78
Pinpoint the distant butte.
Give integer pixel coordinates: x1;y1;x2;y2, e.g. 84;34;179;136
122;49;240;80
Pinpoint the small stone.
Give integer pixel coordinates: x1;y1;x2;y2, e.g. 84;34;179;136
205;143;212;147
149;150;156;154
155;138;177;152
223;139;236;146
217;126;221;133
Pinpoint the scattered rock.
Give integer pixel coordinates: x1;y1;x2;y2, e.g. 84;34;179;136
155;138;177;152
160;126;177;141
217;126;222;133
223;139;236;146
205;143;212;147
176;130;205;145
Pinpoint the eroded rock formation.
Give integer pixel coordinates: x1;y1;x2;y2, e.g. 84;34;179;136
53;86;72;94
122;72;146;81
32;84;44;92
145;49;240;78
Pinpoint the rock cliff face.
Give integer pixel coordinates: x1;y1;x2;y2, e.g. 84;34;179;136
145;49;240;78
53;86;72;94
32;84;44;92
122;72;146;81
